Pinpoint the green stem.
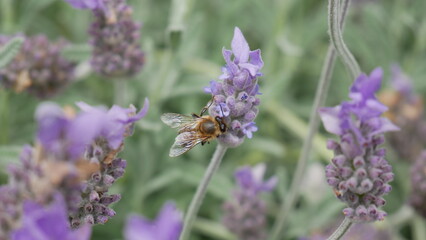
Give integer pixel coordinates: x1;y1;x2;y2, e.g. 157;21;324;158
179;144;228;240
327;218;353;240
114;79;127;106
328;0;360;79
269;1;352;239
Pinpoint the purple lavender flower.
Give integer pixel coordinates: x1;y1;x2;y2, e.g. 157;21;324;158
34;99;148;227
409;151;426;218
0;100;148;238
89;0;144;77
205;27;264;147
379;65;426;162
319;68;399;222
124;202;183;240
64;0;105;10
36;99;149;159
11;194;91;240
0;35;76;99
222;163;277;240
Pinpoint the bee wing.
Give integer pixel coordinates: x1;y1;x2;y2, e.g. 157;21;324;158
169;131;209;157
161;113;195;129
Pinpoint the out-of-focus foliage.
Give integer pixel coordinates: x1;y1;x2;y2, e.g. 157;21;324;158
1;0;426;239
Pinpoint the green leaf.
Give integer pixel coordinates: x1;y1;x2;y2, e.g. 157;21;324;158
0;37;24;69
193;218;236;240
266;100;333;163
0;145;22;174
179;162;233;200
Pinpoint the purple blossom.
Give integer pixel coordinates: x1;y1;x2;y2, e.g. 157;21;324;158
223;164;276;240
11;194;91;240
206;27;263;147
319;68;399;222
242;122;258;139
124;202;183;240
235;163;277;193
36;99;149;159
63;0;105;10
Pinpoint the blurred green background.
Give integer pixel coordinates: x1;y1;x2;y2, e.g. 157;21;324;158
1;0;426;239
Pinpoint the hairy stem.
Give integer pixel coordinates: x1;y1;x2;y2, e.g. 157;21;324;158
328;0;360;79
269;0;352;239
327;218;353;240
179;144;228;240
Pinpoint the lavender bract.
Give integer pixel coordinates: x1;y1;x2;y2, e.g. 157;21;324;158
0;35;75;98
205;27;263;147
222;163;277;240
124;202;183;240
89;0;144;77
319;68;399;222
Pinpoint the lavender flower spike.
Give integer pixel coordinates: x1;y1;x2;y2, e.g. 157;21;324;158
223;163;277;240
0;35;75;99
319;68;399;222
205;27;263;147
89;0;144;77
124;202;183;240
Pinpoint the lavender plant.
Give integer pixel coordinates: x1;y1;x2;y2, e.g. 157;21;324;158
180;27;263;240
0;35;75;98
0;100;148;238
205;27;263;147
124;202;183;240
222;164;277;240
319;68;399;222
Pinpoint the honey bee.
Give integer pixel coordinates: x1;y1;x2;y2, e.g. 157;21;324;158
161;104;227;157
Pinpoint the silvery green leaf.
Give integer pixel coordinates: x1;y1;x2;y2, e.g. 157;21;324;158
0;37;24;69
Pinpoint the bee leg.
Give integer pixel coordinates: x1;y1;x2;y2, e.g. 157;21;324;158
201;141;206;146
192;113;200;118
200;96;215;116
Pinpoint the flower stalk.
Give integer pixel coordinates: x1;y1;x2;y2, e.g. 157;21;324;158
179;144;228;240
326;218;353;240
269;0;352;239
328;0;360;79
